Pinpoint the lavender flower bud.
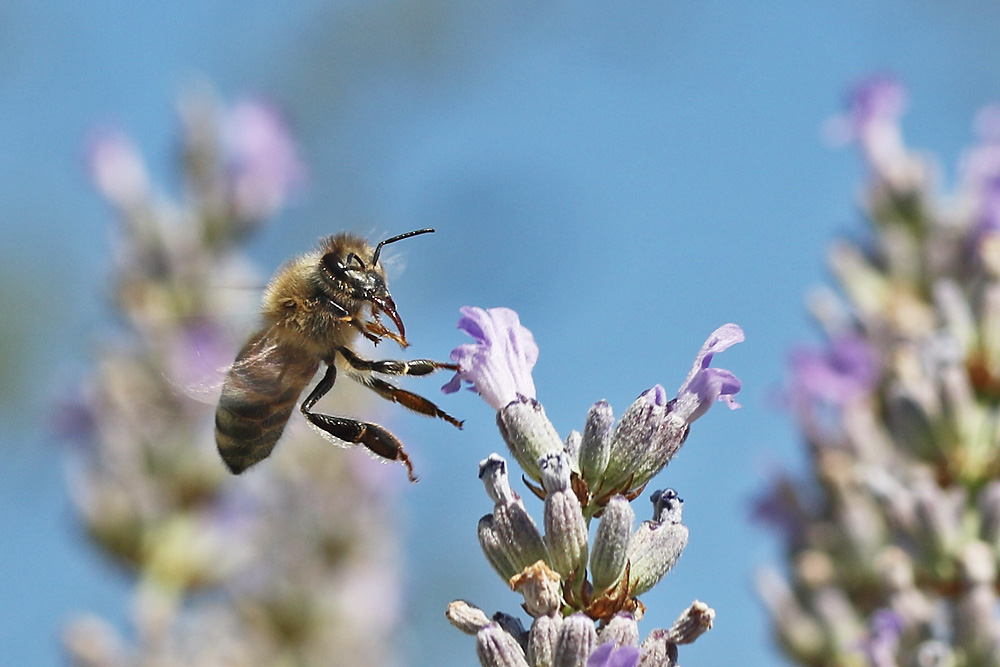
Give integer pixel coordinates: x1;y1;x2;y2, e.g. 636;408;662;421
145;516;239;590
479;454;550;577
542;453;589;579
628;490;688;596
479;515;519;580
979;481;1000;545
553;613;598;667
933;280;975;353
528;615;563;667
812;587;864;651
579;400;614;485
447;600;492;635
885;389;937;460
756;568;825;662
955;541;999;662
511;560;563;618
590;495;634;594
637;629;679;667
498;397;565;482
494;504;550;578
915;640;953;667
912;473;964;558
940;362;976;440
564;430;582;468
874;545;915;593
664;600;715;644
864;466;917;534
981;283;1000;366
876;547;934;628
960;540;996;586
477;623;531;667
604;386;684;492
63;614;126;667
480;454;518;505
597;612;639;648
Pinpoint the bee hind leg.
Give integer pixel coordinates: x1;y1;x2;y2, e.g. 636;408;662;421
300;364;418;482
305;412;417;483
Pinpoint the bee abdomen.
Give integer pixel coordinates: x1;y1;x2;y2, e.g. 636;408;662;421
215;399;297;474
215;336;319;474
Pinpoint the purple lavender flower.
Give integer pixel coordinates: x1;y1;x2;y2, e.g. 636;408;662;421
955;106;1000;241
85;127;149;208
827;75;912;184
671;323;744;425
859;609;904;667
789;334;879;406
844;75;908;139
222;100;305;221
442;306;539;410
750;472;807;544
975;174;1000;237
52;384;98;449
587;641;640;667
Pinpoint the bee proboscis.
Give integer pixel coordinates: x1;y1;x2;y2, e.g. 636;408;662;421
214;228;462;481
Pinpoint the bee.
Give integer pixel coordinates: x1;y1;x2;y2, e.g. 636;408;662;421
215;228;462;482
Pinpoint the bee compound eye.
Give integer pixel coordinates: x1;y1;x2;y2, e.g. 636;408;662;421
321;252;345;277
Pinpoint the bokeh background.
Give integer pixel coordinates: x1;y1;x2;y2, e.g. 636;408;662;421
4;1;1000;665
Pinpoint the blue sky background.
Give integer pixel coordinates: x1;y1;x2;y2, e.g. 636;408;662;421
4;2;1000;665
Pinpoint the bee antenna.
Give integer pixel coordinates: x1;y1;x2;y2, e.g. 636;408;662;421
372;228;435;267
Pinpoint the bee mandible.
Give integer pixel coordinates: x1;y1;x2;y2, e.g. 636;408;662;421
214;228;462;481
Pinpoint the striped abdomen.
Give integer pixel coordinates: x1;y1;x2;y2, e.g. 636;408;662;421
215;331;320;474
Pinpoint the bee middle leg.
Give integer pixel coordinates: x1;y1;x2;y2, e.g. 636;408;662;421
364;376;464;428
336;347;464;428
300;364;418;482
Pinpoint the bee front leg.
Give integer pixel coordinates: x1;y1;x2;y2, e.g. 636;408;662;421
300;364;418;482
360;317;407;348
337;346;460;376
346;318;383;345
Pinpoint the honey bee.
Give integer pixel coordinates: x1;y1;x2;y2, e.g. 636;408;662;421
215;228;462;481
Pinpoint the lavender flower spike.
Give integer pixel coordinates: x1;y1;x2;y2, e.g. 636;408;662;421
443;306;539;410
672;323;744;425
222;99;306;221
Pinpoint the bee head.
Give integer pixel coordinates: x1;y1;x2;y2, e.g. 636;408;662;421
318;228;435;345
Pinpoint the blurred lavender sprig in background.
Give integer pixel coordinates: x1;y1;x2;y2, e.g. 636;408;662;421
62;88;400;667
758;76;1000;666
443;307;742;667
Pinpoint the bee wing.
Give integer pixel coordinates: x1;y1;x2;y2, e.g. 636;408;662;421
155;278;266;404
215;330;320;474
170;320;283;405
